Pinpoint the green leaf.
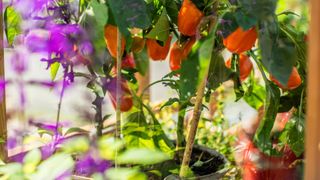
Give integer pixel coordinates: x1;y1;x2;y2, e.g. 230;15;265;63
179;43;200;101
31;153;74;180
106;168;147;180
80;0;108;70
61;137;89;153
98;137;126;160
243;82;266;109
117;148;171;165
165;0;179;24
207;52;232;90
237;0;277;21
254;83;281;156
0;163;23;177
134;48;149;76
87;80;105;97
259;16;298;85
146;9;170;42
64;127;89;136
89;0;109;29
50;62;60;81
108;0;151;37
4;6;21;46
23;149;42;174
234;8;257;30
279;115;305;157
160;98;179;110
198;31;216;86
123;111;174;157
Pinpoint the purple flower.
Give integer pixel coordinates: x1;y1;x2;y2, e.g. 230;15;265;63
79;41;94;56
24;29;49;52
75;151;111;176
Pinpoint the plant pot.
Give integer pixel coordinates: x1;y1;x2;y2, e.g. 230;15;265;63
164;144;229;180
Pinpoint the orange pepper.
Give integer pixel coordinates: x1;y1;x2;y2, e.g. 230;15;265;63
178;0;204;36
270;67;302;90
104;25;126;58
169;37;196;71
146;36;172;61
223;27;257;54
225;54;253;81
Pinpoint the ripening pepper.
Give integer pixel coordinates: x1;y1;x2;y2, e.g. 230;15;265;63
108;78;133;112
169;37;196;71
146;36;172;61
270;67;302;90
225;54;253;81
178;0;204;36
223;27;257;54
104;25;126;58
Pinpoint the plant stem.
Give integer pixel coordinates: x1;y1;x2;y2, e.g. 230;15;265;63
94;96;104;137
55;76;67;135
86;65;104;136
176;104;186;150
179;78;207;178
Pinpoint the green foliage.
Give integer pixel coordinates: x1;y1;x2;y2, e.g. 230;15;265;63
179;43;201;101
50;62;60;81
279;115;305;156
80;0;108;73
23;149;42;174
61;137;90;153
146;9;170;42
122;111;174;157
4;6;21;46
165;0;179;24
117;148;171;165
31;153;74;179
243;81;266;109
254;83;281;156
207;52;232;90
237;0;277;23
106;168;147;180
259;17;298;86
108;0;151;37
134;48;149;76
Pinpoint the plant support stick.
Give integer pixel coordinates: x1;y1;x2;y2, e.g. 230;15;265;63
0;0;7;161
115;27;122;169
179;78;207;177
115;28;122;139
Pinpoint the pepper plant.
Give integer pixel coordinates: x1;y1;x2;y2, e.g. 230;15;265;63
2;0;307;179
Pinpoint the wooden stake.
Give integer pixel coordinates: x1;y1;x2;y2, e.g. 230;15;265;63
179;78;207;177
305;0;320;179
0;0;7;161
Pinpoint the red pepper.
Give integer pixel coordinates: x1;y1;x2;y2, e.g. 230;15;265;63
104;25;126;58
223;27;257;54
169;37;196;71
270;67;302;90
225;54;253;81
146;36;172;61
178;0;204;36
